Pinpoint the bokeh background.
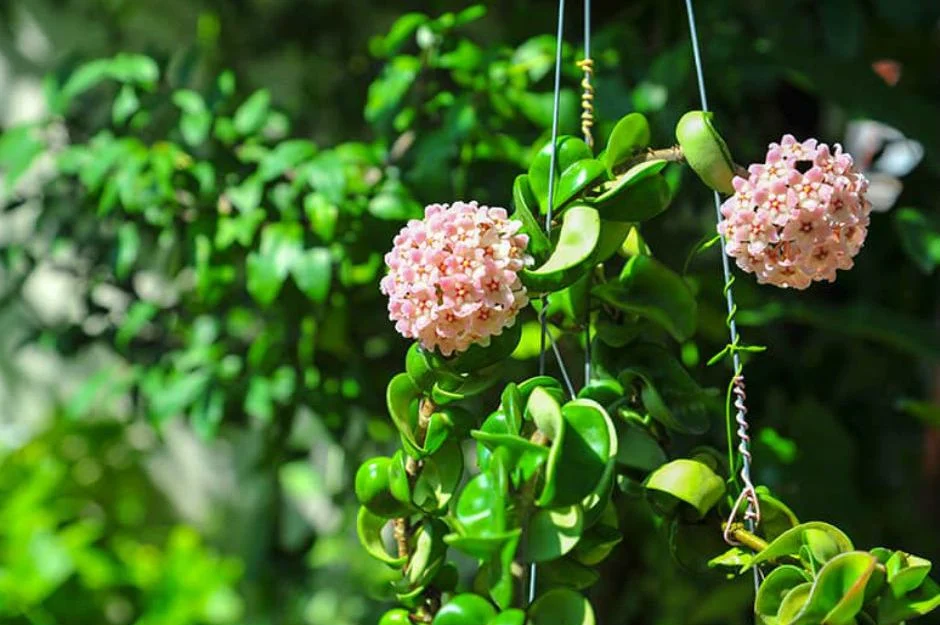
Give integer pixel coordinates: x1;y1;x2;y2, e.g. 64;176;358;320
0;1;938;624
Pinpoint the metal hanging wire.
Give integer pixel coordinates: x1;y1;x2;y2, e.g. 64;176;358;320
532;0;569;605
682;0;762;593
577;0;594;386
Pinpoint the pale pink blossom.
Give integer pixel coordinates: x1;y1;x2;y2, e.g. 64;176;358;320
380;201;529;356
717;135;871;289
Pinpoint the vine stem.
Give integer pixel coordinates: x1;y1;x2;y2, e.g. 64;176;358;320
393;398;435;563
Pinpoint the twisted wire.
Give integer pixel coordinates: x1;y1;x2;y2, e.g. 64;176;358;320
580;0;594;386
682;0;761;563
576;58;595;149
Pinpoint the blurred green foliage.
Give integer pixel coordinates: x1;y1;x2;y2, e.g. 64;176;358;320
0;0;938;624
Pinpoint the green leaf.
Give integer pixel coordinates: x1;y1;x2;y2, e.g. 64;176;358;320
522;205;600;293
488;609;527;625
538;555;601;590
413;440;464;512
675;110;736;195
877;576;940;624
356;507;406;567
645;458;725;518
115;222;140;279
472;432;547;486
366;55;420;126
453;466;508;538
0;125;44;196
404;519;448;589
614;420;667;472
603;112;651;170
612;342;714;434
798;552;878;625
112;85;140;125
485;531;519;609
433;594;498;625
406;343;435;391
552;159;608;210
526;506;584;563
885;551;932;597
592;173;671;223
750;523;854;569
444;322;523;373
894;207;940;274
526;387;564;440
756;486;801;541
512;174;551;262
756;565;812;624
355;456;410;518
234;89;272;136
375;13;427;57
589;220;633;264
292;248;332;303
777;582;814;625
258;139;317;181
593;254;697;341
173;89;212;146
529;588;595;625
538;399;613;508
528;136;593;210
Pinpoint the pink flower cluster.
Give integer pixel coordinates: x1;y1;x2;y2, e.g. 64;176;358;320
380;201;530;357
718;135;871;289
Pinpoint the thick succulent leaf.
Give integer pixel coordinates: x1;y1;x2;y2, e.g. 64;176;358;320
589;219;633;264
522;205;601;293
356;507;407;567
675;110;735;195
471;430;548;485
538;399;612;508
757;486;801;541
777;583;814;625
525;506;584;562
413;439;464;512
486;530;520;610
406;343;435;391
446;322;523;373
876;577;940;624
454;466;508;538
645;458;725;518
592;171;671;223
756;566;814;624
529;135;594;210
795;551;878;625
403;519;449;589
593;254;697;341
512;174;551;262
387;373;423;455
614;420;667;472
615;343;714;435
488;609;527;625
553;159;609;209
750;523;854;569
603;112;651;170
528;588;596;625
432;593;498;625
538;555;601;591
885;550;932;597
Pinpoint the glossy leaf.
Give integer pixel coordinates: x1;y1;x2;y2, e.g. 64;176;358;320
885;550;932;597
603;112;651;170
877;577;940;624
645;458;725;518
675;110;736;195
589;220;633;264
538;399;612;508
552;159;609;209
529;588;596;625
527;387;564;440
750;522;854;569
454;465;508;538
522;205;601;294
356;507;406;567
592;173;671;223
413;439;464;512
406;343;436;391
518;376;566;405
571;513;622;566
485;530;519;609
472;431;547;485
446;322;523;373
525;506;584;562
355;456;410;518
777;583;814;625
500;383;524;434
593;254;697;341
528;136;593;209
615;420;667;472
798;551;878;625
488;609;527;625
386;373;423;456
403;519;448;589
538;555;601;590
433;593;498;625
615;343;714;434
512;174;551;262
756;565;813;624
757;486;801;541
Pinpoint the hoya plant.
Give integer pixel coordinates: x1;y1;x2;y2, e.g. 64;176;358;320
357;105;940;625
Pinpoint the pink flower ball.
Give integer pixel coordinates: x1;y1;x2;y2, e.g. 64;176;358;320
380;201;530;357
717;134;871;289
